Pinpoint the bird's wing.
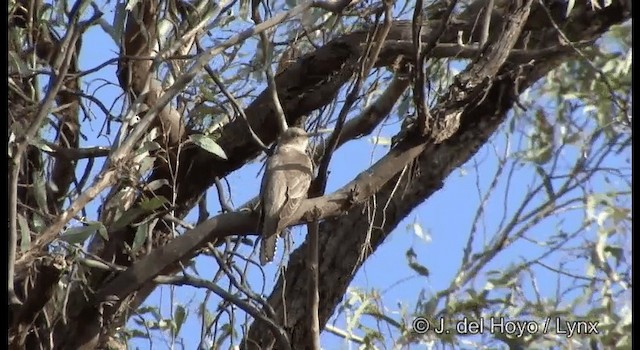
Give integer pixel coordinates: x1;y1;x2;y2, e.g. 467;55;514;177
278;151;313;226
259;156;288;238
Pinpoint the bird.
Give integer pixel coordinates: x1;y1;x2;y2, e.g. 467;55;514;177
258;127;314;265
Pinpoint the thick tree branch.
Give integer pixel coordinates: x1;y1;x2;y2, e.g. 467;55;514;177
246;1;631;347
94;0;533;314
32;0;629;348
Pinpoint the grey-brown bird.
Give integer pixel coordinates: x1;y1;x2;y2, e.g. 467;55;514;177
259;127;314;265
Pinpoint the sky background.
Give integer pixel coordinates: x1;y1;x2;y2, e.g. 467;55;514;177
38;1;631;349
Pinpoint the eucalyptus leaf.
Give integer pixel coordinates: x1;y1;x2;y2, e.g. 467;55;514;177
132;222;149;253
60;225;95;245
17;214;31;252
174;305;187;334
189;134;228;160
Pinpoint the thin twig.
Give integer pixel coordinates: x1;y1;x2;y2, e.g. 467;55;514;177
324;324;364;344
154;274;291;350
252;0;288;134
306;220;321;350
207;244;276;318
198;194;209;224
213;177;235;213
43;142;111;159
8;156;22;305
304;3;393;347
480;0;494;47
9;0;100;305
197;47;270;153
536;0;628;117
412;0;458;136
312;0;393;196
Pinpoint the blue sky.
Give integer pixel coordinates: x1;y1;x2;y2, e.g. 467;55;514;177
39;1;630;349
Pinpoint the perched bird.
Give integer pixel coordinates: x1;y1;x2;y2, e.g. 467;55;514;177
258;127;314;265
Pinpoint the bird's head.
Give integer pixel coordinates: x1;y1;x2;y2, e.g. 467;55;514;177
278;127;311;151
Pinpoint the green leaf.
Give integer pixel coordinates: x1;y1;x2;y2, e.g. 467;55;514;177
60;225;95;245
32;172;49;212
174;305;187;335
137;306;162;321
144;179;169;192
156;319;171;330
134;141;162;157
17;214;31;252
32;214;46;233
139;197;168;211
111;207;146;231
422;297;438;317
132;222;149;253
405;248;430;277
189;134;228;160
89;221;109;241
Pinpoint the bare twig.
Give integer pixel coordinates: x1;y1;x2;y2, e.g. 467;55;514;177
199;53;270;153
43;143;111;160
252;0;288;134
213;177;235;213
324;324;364;344
9;0;100;305
304;4;393;345
536;0;628;118
480;0;494;47
8;157;22;305
207;244;276;318
163;214;195;230
412;0;458;136
412;0;428;135
198;194;209;224
154;274;291;350
306;220;321;350
312;0;393;196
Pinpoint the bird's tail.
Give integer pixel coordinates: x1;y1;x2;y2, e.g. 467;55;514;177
259;235;277;265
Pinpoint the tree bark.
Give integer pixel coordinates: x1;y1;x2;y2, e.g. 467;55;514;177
9;0;630;348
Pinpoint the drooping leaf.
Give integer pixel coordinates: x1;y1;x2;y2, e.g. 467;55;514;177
405;248;430;277
111;207;146;231
89;221;109;241
132;222;149;253
189;134;228;160
17;214;31;252
173;305;187;335
144;179;169;192
139;197;168;211
60;225;95;245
